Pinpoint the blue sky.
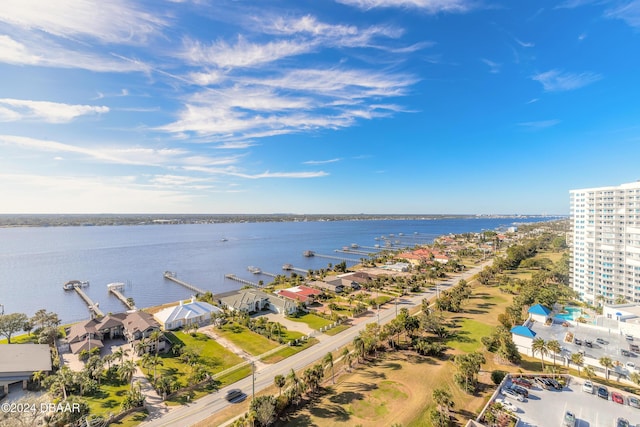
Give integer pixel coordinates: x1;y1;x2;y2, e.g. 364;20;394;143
1;0;639;215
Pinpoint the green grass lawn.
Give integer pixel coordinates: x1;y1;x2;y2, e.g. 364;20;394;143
84;378;130;415
261;337;319;363
286;313;334;330
446;318;495;353
215;324;280;356
324;324;350;336
156;331;246;387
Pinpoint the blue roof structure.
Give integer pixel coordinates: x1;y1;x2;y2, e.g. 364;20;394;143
511;325;537;338
528;304;551;316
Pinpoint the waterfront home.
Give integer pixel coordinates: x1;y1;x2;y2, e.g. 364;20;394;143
220;289;297;315
310;279;344;294
65;310;163;355
0;344;52;394
276;285;323;305
153;297;222;331
381;262;410;272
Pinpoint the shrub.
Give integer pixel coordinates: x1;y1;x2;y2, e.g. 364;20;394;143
491;370;507;385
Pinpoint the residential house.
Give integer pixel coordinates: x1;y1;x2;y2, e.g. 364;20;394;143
310;279;344;294
154;297;222;331
276;285;323;306
220;289;297;315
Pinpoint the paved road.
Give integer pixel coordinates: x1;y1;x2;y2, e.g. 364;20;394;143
140;260;493;427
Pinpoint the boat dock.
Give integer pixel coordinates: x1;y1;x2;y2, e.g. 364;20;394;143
260;271;278;278
225;274;260;288
358;245;383;251
281;264;309;275
73;285;104;318
163;271;206;295
335;248;371;256
311;253;361;264
107;282;137;310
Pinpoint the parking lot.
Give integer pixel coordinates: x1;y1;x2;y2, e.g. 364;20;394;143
494;376;640;427
530;321;637;378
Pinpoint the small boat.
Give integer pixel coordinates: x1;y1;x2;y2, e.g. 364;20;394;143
282;263;293;270
351;243;359;248
303;250;314;257
247;266;261;274
221;237;228;242
63;280;89;291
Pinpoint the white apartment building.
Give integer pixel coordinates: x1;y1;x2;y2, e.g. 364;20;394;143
570;181;640;305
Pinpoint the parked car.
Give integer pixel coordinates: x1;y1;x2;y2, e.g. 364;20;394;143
548;378;563;390
627;362;636;370
535;377;551;389
596;337;607;345
574;338;583;345
494;398;518;412
585;340;593;348
617;418;630;427
630;343;640;352
626;334;634;341
512;377;533;388
597;386;609;400
501;387;525;402
509;384;529;398
612;392;625;404
582;380;594;394
629;395;640;408
562;411;576;427
622;349;631;357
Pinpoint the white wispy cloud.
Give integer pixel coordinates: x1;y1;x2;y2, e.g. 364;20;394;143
0;0;165;44
335;0;475;13
532;69;602;91
481;58;501;73
518;119;561;129
303;158;343;165
180;36;313;68
0;134;239;168
0;35;150;72
183;165;328;179
606;0;640;27
515;38;534;47
0;99;109;123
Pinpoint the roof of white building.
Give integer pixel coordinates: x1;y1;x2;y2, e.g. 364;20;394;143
154;300;222;325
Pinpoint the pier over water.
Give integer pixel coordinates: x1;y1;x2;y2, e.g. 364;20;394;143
163;271;206;295
107;282;137;310
72;285;103;318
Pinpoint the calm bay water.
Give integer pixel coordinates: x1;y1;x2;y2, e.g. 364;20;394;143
0;217;555;323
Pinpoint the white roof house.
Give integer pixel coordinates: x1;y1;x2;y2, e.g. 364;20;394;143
154;297;222;331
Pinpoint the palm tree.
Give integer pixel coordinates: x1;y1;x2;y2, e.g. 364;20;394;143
571;352;584;376
432;387;454;417
149;355;163;383
274;374;285;397
342;347;353;371
583;365;596;380
546;340;561;366
118;359;137;388
113;347;130;365
599;356;613;381
286;368;301;405
353;336;365;363
630;371;640;386
32;370;46;389
531;338;548;370
134;339;149;356
323;352;335;384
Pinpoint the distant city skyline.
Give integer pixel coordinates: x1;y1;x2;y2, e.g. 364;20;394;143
1;1;639;215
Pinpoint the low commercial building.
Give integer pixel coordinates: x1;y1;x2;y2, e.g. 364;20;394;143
0;344;52;394
528;304;552;324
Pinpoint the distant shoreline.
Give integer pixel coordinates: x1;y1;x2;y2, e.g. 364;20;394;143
0;213;565;228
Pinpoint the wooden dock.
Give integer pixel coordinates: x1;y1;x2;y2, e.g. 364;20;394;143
225;274;260;288
163;271;206;295
73;285;104;318
260;271;278;278
334;248;371;256
108;282;137;310
311;253;361;264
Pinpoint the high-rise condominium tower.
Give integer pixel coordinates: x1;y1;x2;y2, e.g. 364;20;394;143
570;181;640;305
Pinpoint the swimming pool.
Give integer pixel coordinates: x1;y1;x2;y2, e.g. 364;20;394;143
555;306;583;321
